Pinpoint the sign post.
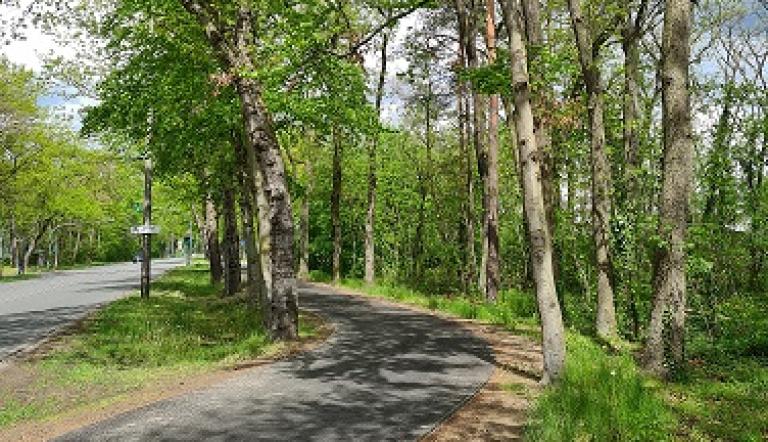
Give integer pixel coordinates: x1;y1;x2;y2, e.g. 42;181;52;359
129;157;158;298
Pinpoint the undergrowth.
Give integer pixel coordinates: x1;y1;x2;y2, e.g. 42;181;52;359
527;334;676;441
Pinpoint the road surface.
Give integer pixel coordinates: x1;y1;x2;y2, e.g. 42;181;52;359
57;284;495;441
0;259;184;361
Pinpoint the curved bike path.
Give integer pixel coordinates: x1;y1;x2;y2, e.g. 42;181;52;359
57;284;495;441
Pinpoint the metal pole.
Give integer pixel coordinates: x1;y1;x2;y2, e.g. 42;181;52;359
186;219;193;267
141;157;153;298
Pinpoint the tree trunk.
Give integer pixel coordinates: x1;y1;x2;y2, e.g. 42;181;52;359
622;0;649;341
72;229;81;264
10;217;19;275
454;0;478;293
501;0;566;384
237;75;299;340
643;0;694;378
522;0;558;283
181;0;298;339
222;180;241;296
332;129;343;284
299;159;312;280
484;0;501;303
236;135;263;300
567;0;618;340
464;0;489;296
365;29;389;285
204;196;223;284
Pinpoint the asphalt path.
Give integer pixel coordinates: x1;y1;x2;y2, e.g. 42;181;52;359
0;258;184;361
57;284;495;441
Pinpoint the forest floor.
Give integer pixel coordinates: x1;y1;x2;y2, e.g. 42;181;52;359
0;266;329;439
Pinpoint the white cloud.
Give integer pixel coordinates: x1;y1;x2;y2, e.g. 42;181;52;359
1;1;88;130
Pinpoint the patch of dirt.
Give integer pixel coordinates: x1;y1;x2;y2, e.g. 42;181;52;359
0;310;334;442
314;283;544;441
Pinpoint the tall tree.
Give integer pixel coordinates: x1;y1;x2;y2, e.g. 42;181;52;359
331;129;343;285
365;24;389;285
180;1;299;339
501;0;566;383
567;0;618;340
221;177;241;297
483;0;501;303
204;195;223;284
643;0;694;377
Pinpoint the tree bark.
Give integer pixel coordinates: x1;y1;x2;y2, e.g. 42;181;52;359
180;1;299;339
204;196;223;284
298;159;312;281
621;0;649;341
222;179;241;297
522;0;558;282
365;28;389;285
567;0;618;340
454;0;478;292
332;129;343;284
501;0;566;384
484;0;501;303
465;0;489;296
72;229;81;264
10;217;18;274
643;0;694;378
235;133;263;301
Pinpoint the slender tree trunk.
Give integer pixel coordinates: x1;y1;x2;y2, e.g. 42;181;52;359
521;0;554;227
502;95;534;289
332;129;343;284
622;0;648;341
299;160;312;280
502;0;566;384
205;196;223;284
11;217;18;274
454;0;478;293
72;229;81;264
466;0;489;296
236;137;262;300
484;0;501;302
643;0;694;378
222;180;241;296
567;0;618;340
522;0;558;282
365;30;388;285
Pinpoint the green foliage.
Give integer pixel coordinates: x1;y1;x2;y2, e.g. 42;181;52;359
527;334;676;442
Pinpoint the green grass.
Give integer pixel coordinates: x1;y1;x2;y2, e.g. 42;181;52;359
337;277;539;333
0;266;41;282
527;334;676;441
669;295;768;440
326;278;676;441
0;264;311;428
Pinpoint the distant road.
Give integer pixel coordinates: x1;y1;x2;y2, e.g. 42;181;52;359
0;259;184;361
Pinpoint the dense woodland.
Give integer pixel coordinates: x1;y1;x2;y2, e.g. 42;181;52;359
1;0;767;438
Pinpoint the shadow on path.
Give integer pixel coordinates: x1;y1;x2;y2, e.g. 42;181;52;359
0;305;96;360
56;285;496;442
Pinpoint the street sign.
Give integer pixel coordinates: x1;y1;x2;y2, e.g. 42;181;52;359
131;225;161;235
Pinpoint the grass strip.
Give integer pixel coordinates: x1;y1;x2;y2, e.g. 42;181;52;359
0;264;317;428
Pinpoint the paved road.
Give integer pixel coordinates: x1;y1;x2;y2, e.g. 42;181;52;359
0;259;184;360
58;284;495;441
